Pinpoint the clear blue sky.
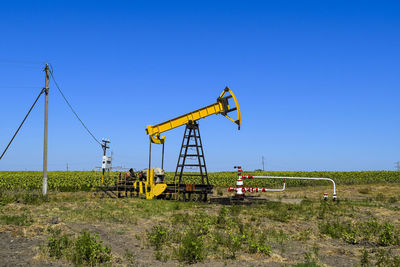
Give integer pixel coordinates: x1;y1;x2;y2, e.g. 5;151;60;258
1;1;399;171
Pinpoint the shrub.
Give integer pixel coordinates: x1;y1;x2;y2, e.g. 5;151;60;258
248;240;271;255
217;206;228;226
343;230;359;244
147;225;170;251
225;232;243;259
360;248;370;267
70;231;112;266
47;228;71;259
378;223;398;246
46;229;111;266
175;230;204;264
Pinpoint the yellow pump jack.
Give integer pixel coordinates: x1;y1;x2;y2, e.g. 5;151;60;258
95;87;240;200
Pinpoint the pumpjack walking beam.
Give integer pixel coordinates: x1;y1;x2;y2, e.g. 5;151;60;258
146;86;241;145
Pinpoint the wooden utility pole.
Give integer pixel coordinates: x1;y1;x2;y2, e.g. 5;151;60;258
42;63;49;195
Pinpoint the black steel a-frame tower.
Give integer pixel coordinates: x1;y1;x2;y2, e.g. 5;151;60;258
174;121;210;186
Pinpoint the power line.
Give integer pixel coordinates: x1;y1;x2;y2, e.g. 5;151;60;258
0;59;45;65
0;86;41;89
48;65;102;147
0;88;44;160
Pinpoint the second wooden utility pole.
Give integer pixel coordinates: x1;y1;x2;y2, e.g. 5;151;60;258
262;156;264;171
42;63;49;195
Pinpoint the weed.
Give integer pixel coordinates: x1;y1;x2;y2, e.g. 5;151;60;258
147;225;169;251
312;243;319;258
375;193;385;201
374;249;400;267
0;190;49;206
317;203;327;219
225;232;243;259
217;206;228;226
21;191;49;205
0;213;32;226
175;230;204;264
319;219;362;244
361;219;380;240
378;222;398;246
296;229;312;241
172;212;189;224
343;230;359;244
265;202;291;222
46;229;111;266
319;219;345;239
320;219;399;247
294;246;320;267
358;187;371;194
172;201;181;210
47;228;71;259
360;248;370;267
124;250;135;265
248;238;271;255
70;230;111;266
154;251;169;262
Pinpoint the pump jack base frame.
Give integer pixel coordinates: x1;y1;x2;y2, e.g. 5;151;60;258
210;195;268;205
94;183;213;201
159;184;213;201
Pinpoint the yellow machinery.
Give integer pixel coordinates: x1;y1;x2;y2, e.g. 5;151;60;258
146;86;241;144
145;86;241;201
95;168;167;199
95;87;240;201
130;169;167;199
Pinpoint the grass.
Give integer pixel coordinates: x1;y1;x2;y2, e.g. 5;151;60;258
175;230;205;263
0;183;399;266
0;213;32;226
0;189;49;207
44;228;112;266
319;219;400;246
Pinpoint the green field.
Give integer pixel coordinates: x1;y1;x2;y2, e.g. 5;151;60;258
1;170;399;191
1;171;400;266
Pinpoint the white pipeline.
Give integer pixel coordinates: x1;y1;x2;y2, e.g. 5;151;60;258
229;181;286;193
242;175;337;200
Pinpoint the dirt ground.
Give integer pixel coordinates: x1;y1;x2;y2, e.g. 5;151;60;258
0;183;399;266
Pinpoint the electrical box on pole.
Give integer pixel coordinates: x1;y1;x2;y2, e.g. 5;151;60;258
101;139;111;173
